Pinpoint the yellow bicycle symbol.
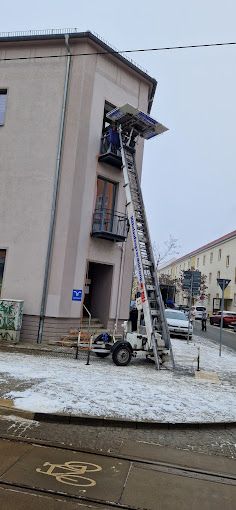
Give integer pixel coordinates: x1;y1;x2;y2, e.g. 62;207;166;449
36;460;102;487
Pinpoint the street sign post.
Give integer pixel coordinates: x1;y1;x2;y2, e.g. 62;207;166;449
183;271;201;344
217;278;231;356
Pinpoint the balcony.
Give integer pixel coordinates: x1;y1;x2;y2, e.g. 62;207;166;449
91;208;128;242
98;135;122;169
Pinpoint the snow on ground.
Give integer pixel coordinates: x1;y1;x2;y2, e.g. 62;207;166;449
0;336;235;423
174;335;236;374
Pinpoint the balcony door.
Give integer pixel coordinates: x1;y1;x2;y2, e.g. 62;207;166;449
95;177;117;232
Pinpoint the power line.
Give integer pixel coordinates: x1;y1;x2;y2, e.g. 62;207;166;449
0;40;235;63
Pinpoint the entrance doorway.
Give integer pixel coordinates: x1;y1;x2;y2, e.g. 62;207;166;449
83;262;113;327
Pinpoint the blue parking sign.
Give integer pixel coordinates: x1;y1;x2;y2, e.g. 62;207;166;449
72;289;82;301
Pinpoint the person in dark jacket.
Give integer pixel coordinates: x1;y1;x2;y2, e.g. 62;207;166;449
108;124;120;153
201;310;207;331
129;306;138;332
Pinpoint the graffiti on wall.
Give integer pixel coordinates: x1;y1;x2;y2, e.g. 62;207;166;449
0;300;24;331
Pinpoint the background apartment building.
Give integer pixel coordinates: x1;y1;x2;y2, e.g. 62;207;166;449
159;230;236;313
0;29;156;342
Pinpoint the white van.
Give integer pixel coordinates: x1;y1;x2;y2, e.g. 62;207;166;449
191;305;207;320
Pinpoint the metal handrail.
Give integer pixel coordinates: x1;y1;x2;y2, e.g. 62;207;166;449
99;134;121;157
83;304;91;331
92;208;128;238
94;207;126;218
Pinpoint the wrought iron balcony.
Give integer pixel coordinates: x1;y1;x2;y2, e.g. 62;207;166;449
98;135;122;168
91;208;128;242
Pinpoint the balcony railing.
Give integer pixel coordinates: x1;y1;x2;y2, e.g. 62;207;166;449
91;208;128;242
98;135;122;169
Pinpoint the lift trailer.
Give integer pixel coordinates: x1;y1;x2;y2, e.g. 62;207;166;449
83;104;174;369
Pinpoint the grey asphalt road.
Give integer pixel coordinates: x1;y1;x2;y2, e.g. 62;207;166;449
194;320;236;351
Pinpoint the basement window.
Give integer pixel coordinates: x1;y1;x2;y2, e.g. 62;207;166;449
0;89;7;126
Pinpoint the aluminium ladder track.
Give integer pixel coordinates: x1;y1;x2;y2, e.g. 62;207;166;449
120;136;174;369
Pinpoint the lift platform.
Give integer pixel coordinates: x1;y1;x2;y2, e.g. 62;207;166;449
86;104;175;369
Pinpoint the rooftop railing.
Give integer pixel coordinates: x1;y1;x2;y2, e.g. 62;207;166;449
0;28;148;74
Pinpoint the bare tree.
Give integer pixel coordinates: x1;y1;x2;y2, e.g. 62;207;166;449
153;235;180;268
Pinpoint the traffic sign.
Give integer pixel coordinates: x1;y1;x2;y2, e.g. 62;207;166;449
72;289;83;301
182;270;201;293
217;279;231;291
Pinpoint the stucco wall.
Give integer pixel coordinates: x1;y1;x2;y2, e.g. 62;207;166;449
46;39;151;322
0;36;153;328
0;41;67;314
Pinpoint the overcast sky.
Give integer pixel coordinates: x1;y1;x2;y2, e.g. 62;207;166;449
1;1;236;259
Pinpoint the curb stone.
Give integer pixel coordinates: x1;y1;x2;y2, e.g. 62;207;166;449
0;405;235;429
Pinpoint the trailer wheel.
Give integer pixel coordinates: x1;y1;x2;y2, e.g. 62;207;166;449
112;344;132;366
95;352;110;358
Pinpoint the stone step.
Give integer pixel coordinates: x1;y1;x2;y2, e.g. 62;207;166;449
79;318;104;325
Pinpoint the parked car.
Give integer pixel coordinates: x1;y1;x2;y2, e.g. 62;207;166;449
165;309;193;339
191;305;207;320
210;311;236;328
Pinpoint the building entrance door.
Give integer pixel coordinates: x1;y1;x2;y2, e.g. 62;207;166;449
83;262;113;327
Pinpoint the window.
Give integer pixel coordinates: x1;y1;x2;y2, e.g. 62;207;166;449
102;101;116;133
207;293;211;305
209;272;212;284
203;255;206;265
234;294;236;306
0;250;6;296
217;270;220;279
216;293;219;299
210;252;213;263
235;268;236;284
226;255;230;267
0;89;7;126
218;249;221;261
93;177;119;236
96;176;117;212
196;257;199;268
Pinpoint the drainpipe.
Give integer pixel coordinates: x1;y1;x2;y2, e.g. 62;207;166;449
37;34;71;343
115;242;126;334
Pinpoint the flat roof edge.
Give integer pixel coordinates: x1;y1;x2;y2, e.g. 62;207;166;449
0;30;157;111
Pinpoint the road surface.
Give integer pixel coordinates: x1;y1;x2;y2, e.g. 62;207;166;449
194;320;236;351
0;435;236;509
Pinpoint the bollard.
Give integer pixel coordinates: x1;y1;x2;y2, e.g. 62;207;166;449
75;331;81;360
197;346;200;371
86;335;93;365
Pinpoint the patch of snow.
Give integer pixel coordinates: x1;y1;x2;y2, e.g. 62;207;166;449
0;336;235;423
0;414;39;425
174;335;236;374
